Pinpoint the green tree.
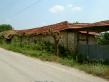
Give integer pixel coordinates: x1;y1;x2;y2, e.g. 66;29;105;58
97;32;109;45
0;24;13;32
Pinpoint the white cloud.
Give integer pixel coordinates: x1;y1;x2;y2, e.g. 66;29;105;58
49;4;82;14
67;4;82;11
49;5;65;14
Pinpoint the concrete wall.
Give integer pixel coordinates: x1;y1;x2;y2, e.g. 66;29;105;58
31;35;54;44
60;30;77;53
79;33;96;45
30;30;77;53
30;30;96;53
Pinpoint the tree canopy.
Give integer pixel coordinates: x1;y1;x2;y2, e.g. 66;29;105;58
0;24;13;32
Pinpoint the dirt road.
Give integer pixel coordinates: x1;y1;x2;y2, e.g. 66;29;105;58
0;48;108;82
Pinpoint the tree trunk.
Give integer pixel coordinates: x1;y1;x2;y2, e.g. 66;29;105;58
54;40;59;56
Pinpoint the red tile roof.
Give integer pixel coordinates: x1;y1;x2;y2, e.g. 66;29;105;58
16;21;91;34
16;21;67;34
68;23;90;29
84;20;109;27
16;20;109;35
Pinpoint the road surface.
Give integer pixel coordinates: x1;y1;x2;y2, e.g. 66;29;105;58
0;48;108;82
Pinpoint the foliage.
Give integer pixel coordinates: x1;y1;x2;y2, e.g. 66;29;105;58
0;24;13;32
96;32;109;45
58;45;72;58
74;53;88;64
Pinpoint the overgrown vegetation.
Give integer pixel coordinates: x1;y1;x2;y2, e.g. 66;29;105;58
48;28;61;56
0;29;109;80
96;32;109;45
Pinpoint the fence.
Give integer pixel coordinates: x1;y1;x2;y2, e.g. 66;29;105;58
78;44;109;61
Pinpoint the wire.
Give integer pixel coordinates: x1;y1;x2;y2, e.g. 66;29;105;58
8;0;43;20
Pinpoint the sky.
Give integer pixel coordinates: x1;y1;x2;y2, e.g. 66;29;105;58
0;0;109;30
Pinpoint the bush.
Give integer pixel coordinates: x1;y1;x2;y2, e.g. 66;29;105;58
0;24;12;32
73;53;88;64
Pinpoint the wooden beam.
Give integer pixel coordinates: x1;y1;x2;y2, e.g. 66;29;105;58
86;31;89;44
86;31;89;55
